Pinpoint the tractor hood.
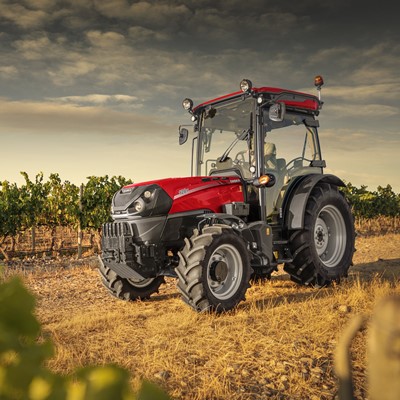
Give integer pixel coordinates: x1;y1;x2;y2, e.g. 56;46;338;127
111;176;244;220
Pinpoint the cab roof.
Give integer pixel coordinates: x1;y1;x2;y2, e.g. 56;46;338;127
193;87;322;115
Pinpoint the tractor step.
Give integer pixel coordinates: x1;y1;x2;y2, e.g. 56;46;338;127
276;257;293;264
273;240;289;245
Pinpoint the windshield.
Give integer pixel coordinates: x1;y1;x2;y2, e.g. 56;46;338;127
197;98;255;178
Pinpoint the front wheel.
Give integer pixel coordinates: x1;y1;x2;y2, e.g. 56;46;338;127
175;224;252;312
284;183;355;286
99;260;165;300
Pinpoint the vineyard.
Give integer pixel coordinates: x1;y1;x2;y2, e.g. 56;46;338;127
0;173;132;260
1;172;399;260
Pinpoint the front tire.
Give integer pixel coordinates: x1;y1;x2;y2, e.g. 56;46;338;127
284;183;355;286
99;260;165;300
176;224;252;313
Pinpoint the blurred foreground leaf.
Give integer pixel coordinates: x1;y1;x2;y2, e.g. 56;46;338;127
0;277;171;400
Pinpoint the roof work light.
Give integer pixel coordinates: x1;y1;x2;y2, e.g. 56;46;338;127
240;79;253;93
182;98;193;111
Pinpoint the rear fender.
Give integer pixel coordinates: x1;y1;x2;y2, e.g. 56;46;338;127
282;174;345;230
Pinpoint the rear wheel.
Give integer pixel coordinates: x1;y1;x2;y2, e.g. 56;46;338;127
176;224;252;312
99;261;164;300
284;183;355;286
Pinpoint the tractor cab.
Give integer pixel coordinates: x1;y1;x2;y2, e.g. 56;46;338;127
180;77;326;218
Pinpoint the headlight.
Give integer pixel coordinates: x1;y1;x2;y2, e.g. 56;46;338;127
143;190;152;200
133;200;144;213
112;184;173;218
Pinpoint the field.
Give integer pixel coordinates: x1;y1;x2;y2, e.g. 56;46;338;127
4;233;400;400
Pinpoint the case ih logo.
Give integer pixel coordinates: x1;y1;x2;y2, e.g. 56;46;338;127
178;188;189;195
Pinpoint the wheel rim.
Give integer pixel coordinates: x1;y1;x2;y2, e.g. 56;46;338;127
127;277;156;288
314;204;347;268
207;243;243;300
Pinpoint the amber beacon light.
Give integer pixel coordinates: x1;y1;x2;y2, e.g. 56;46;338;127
314;75;324;88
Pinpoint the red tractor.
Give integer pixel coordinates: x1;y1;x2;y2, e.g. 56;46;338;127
99;77;355;312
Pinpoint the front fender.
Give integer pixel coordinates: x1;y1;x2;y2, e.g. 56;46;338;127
282;174;345;230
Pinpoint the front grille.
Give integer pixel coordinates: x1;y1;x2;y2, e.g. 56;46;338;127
102;222;130;237
113;188;139;207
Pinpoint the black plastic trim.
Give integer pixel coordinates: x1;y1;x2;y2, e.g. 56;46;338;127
282;174;345;230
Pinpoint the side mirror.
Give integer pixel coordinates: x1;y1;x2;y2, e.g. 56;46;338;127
179;127;189;145
269;102;286;122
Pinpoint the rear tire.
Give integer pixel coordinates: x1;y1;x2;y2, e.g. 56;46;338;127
284;183;355;287
175;224;252;313
99;261;165;300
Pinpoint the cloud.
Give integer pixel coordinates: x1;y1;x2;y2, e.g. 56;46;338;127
86;30;126;47
93;0;192;28
0;1;49;28
319;128;400;153
0;98;171;136
48;60;97;86
323;84;400;103
91;0;131;19
0;65;18;77
128;26;169;42
13;35;53;60
23;0;55;11
51;94;142;107
328;103;399;118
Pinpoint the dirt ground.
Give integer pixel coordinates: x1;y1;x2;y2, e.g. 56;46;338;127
350;233;400;279
17;234;399;327
4;233;400;400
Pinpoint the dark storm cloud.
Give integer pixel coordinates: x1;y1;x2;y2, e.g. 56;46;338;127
0;0;399;115
0;2;398;164
0;0;398;127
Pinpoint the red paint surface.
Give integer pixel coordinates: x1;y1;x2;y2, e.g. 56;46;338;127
193;86;320;112
124;176;245;214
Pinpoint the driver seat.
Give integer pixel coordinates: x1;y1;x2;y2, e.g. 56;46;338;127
264;142;288;216
264;142;277;169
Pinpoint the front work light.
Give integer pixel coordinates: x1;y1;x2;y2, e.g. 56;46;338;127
182;98;193;111
240;79;253;93
253;174;276;188
258;175;271;186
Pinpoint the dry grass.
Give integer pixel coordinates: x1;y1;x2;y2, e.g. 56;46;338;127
355;216;400;236
3;234;400;400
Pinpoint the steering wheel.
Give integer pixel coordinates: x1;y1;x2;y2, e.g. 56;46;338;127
286;156;313;171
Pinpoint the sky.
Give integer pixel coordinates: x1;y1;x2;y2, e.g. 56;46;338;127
0;0;399;192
